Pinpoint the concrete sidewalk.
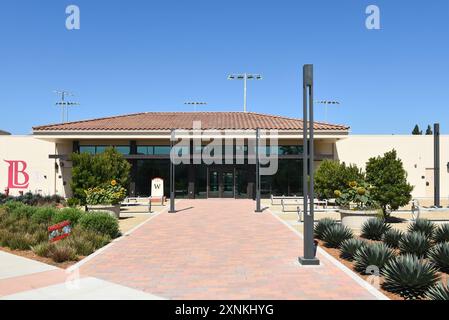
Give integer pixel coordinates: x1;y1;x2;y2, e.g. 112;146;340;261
0;250;163;300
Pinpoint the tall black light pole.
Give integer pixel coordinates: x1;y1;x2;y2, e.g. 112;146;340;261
299;64;320;266
434;123;441;208
255;128;262;212
169;129;176;213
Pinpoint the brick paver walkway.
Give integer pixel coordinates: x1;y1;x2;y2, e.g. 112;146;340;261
79;199;383;299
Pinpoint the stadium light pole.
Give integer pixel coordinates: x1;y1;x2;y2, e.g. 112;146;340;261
299;64;320;266
227;73;262;112
54;90;79;123
315;100;340;123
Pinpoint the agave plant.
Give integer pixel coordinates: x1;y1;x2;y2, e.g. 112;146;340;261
399;232;432;258
426;281;449;300
340;238;367;261
321;224;353;248
433;224;449;244
428;242;449;273
361;218;391;240
382;229;404;249
408;219;436;239
353;242;395;273
314;218;338;240
382;254;439;300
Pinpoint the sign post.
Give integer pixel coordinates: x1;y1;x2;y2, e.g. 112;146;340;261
150;177;164;212
299;64;320;266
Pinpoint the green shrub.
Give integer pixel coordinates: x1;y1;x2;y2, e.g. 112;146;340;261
31;207;57;224
4;201;27;213
399;232;432;258
314;218;338;240
365;150;413;217
0;229;13;247
31;242;55;258
67;226;111;256
49;241;78;262
66;236;95;256
340;238;367;261
428;242;449;273
408;219;435;239
1;194;64;208
6;202;38;219
52;208;84;225
67;197;81;208
71;148;131;204
433;224;449;244
32;229;49;243
353;242;395;273
322;224;353;248
6;232;36;250
426;281;449;300
314;160;364;199
78;212;120;238
382;254;439;300
383;229;404;249
361;218;391;240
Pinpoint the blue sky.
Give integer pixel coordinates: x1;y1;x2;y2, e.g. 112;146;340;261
0;0;448;134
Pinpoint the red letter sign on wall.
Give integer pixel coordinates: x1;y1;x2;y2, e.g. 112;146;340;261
4;160;30;189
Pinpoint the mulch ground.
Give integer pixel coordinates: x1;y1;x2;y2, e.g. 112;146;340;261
0;246;82;269
317;239;449;300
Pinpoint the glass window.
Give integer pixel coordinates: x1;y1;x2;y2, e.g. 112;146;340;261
154;146;171;155
95;146;107;154
277;146;303;155
173;146;189;157
137;146;154;155
79;146;95;154
115;146;130;155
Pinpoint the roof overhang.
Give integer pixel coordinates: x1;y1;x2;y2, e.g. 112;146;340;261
33;129;349;142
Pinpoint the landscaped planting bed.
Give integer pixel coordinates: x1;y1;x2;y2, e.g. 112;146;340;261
0;201;121;267
315;217;449;300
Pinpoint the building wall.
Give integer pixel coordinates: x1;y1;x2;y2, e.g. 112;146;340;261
1;134;447;201
336;135;449;201
0;136;60;196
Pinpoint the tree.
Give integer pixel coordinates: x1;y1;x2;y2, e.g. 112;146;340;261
412;124;422;135
71;147;131;204
365;150;413;217
425;125;433;135
314;160;365;199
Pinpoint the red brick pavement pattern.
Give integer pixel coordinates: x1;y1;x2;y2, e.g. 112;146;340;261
79;199;379;300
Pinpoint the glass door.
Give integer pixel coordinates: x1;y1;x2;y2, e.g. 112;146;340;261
222;171;234;198
209;170;219;198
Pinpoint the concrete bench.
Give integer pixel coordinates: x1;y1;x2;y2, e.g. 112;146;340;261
121;196;166;207
280;198;328;212
270;195;302;205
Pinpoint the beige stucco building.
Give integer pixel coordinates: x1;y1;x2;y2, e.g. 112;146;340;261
0;112;446;203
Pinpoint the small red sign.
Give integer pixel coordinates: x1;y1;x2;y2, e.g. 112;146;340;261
48;220;72;242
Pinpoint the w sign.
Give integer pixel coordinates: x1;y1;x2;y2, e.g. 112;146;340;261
151;178;164;198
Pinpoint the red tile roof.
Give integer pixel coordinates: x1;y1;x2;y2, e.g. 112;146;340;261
33;112;349;132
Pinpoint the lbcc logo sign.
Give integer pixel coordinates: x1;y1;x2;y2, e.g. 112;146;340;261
4;160;30;189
